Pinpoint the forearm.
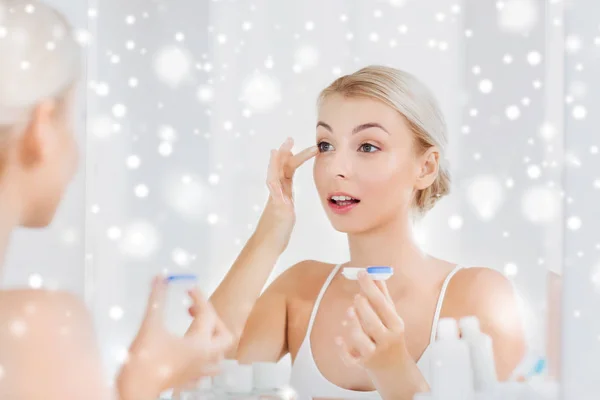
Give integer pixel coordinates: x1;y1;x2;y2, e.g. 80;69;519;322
210;233;282;354
370;360;429;400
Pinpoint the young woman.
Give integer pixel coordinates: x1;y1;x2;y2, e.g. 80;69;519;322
0;1;231;399
208;65;527;399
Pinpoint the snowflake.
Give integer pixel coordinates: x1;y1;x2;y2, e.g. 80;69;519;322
154;46;192;87
527;51;542;66
107;227;122;241
506;105;520;120
119;222;161;259
572;105;587;120
165;174;208;220
498;0;539;34
158;142;173;157
240;72;281;112
527;165;541;179
112;104;127;118
126;155;141;169
565;35;582;53
567;216;582;231
208;173;220;185
207;213;219;225
294;45;319;70
448;215;463;230
479;79;493;93
504;263;518;277
172;248;192;267
28;274;43;289
466;175;504;221
521;187;560;224
109;306;124;321
134;184;149;198
10;320;27;337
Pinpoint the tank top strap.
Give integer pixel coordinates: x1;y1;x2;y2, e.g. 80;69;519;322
429;264;465;344
305;264;343;333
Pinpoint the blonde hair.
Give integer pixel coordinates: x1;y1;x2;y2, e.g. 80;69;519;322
0;0;81;143
317;65;451;214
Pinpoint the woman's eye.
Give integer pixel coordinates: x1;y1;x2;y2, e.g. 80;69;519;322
318;141;333;152
359;143;380;153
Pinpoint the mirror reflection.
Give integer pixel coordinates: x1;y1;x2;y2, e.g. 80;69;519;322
0;0;569;399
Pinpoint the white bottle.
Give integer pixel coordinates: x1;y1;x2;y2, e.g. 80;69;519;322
459;316;498;392
179;377;215;400
253;362;289;399
429;318;474;400
220;363;254;399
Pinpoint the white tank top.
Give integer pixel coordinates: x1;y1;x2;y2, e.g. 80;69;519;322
289;263;464;400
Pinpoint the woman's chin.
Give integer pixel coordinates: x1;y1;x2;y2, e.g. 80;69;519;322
329;219;370;235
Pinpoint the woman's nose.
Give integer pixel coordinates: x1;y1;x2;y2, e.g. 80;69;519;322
330;151;352;180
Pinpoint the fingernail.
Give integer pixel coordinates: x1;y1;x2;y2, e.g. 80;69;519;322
347;307;355;317
358;270;367;279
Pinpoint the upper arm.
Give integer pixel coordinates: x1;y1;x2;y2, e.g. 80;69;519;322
446;268;527;381
236;261;311;363
0;290;111;400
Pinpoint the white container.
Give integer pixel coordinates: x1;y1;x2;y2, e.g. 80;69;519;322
179;377;215;400
491;382;530;400
342;266;393;281
253;362;282;390
429;318;474;400
253;362;293;399
214;361;254;399
213;360;241;391
459;316;498;392
164;274;198;336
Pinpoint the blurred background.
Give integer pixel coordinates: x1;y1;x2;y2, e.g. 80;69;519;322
5;0;597;395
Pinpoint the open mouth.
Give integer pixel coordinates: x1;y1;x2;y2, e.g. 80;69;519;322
328;195;361;207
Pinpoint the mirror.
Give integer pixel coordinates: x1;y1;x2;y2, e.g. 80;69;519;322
3;0;576;398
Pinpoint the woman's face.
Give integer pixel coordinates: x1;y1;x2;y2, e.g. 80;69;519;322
15;87;79;228
313;94;425;234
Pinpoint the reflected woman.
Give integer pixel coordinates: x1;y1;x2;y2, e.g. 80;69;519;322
208;65;527;399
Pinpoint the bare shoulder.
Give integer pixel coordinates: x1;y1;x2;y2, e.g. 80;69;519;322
0;289;109;399
447;267;515;307
0;288;88;319
443;266;527;379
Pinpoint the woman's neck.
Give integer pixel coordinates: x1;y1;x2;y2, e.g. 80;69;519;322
347;214;433;284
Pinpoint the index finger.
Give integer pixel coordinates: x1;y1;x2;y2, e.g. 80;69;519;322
284;145;318;178
357;271;398;328
142;275;168;326
373;280;393;303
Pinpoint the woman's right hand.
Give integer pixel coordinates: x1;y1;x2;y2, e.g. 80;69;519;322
253;137;318;254
116;276;232;400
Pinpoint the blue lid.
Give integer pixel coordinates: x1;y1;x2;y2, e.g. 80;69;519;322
367;266;393;274
165;274;198;282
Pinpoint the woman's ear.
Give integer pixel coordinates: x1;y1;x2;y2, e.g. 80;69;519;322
18;100;56;168
415;147;440;191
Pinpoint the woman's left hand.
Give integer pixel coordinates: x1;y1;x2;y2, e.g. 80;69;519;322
335;270;429;399
335;270;408;372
